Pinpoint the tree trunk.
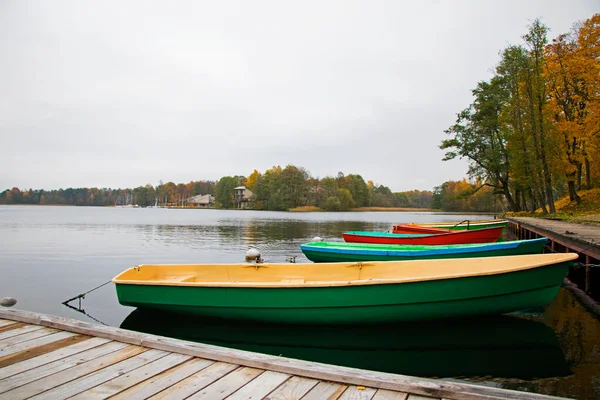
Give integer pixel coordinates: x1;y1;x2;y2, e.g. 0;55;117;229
567;179;582;203
524;77;547;214
536;188;548;214
502;181;519;212
585;157;591;189
537;106;556;213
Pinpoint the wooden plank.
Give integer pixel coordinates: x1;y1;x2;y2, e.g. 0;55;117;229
0;336;106;379
0;345;147;399
0;331;76;360
0;308;571;400
0;325;45;341
372;390;409;400
25;348;168;400
109;358;214;400
0;321;17;328
338;386;377;400
187;366;264;399
0;341;129;394
0;334;91;369
298;381;347;400
508;217;600;258
225;370;290;400
0;322;26;334
148;361;239;400
0;327;57;348
68;352;191;399
266;376;319;400
407;396;439;400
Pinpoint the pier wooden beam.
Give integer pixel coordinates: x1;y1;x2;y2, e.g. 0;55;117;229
507;217;600;259
0;308;569;400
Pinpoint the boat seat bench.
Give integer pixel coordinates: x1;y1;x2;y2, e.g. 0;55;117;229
163;275;197;282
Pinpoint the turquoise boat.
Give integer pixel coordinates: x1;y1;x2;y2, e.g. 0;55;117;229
300;238;547;263
112;253;578;324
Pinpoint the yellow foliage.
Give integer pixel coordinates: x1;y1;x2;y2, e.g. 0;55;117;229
553;188;600;215
246;169;261;191
288;206;321;212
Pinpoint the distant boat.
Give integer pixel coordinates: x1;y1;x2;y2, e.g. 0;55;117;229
147;198;159;208
300;238;548;262
115;192;140;208
112;253;578;324
394;219;508;232
343;226;504;245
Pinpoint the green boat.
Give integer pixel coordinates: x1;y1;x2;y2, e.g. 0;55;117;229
397;219;508;231
300;238;547;263
113;253;578;324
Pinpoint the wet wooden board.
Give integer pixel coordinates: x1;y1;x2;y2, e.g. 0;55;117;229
0;312;571;400
0;321;17;329
0;322;26;334
0;331;77;360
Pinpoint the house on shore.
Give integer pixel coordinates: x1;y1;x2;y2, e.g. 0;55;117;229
233;186;253;209
187;194;215;208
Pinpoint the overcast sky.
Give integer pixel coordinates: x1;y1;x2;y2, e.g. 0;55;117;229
0;1;597;192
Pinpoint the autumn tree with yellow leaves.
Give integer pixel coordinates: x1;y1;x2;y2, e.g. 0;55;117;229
442;14;600;213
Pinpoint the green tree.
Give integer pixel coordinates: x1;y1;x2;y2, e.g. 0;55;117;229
441;77;519;211
523;19;556;213
214;176;241;208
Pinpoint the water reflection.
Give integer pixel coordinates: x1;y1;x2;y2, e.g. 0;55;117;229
120;310;570;380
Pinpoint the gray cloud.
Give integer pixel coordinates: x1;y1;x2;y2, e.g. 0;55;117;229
1;0;597;191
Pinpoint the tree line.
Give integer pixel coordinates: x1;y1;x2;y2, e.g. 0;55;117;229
0;181;214;208
0;166;439;211
441;14;600;213
213;166;434;211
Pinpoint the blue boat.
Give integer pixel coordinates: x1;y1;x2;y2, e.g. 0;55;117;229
300;238;548;262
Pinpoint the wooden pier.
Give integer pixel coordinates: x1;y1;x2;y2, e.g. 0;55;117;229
0;309;567;400
507;217;600;297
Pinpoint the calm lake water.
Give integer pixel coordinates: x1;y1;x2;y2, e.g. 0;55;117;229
0;205;598;399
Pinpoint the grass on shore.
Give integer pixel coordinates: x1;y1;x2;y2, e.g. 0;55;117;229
350;207;433;212
288;206;434;212
288;206;322;212
504;188;600;226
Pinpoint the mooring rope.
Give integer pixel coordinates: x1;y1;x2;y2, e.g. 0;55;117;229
61;280;112;325
62;280;112;307
573;262;600;269
62;301;108;325
544;245;600;268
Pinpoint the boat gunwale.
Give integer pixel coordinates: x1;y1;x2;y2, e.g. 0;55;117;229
344;226;504;239
411;219;508;228
112;253;578;288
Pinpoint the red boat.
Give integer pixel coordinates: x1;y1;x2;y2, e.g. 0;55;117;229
343;226;504;245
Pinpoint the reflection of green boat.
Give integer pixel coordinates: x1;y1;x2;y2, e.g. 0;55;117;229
112;253;578;324
120;310;570;379
300;238;547;262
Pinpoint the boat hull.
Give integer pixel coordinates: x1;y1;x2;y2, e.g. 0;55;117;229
343;226;503;245
115;258;571;324
301;238;547;263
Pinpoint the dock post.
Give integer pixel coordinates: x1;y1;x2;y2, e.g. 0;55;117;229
585;255;592;294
